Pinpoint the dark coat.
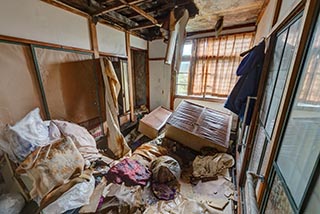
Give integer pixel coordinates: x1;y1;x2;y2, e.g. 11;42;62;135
224;40;265;125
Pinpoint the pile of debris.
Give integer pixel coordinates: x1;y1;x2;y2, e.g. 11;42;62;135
0;101;236;214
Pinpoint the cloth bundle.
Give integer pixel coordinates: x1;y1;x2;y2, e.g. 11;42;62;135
16;137;84;199
192;153;234;178
53;120;101;162
151;156;181;200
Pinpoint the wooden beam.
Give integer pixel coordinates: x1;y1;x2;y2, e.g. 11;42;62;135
93;0;145;16
146;41;150;110
130;23;157;31
125;32;136;122
186;22;256;37
0;35;94;54
129;4;159;26
272;0;283;27
88;17;99;58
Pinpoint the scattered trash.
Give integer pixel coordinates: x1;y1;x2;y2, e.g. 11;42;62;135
43;175;95;214
103;183;144;209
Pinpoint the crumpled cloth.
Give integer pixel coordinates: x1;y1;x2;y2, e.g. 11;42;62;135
101;58;131;158
192;154;234;178
150;156;181;200
53;120;101;162
132;142;168;167
151;182;178;201
106;158;151;186
16;137;84;199
42;174;95;214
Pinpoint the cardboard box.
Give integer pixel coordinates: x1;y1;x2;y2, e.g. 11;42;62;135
138;106;172;139
165;101;232;152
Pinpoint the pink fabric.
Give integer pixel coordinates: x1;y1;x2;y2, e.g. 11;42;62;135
106;158;151;186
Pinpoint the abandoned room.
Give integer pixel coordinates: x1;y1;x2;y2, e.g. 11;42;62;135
0;0;319;213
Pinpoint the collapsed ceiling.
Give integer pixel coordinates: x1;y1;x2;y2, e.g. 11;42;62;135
187;0;265;33
56;0;199;40
51;0;265;40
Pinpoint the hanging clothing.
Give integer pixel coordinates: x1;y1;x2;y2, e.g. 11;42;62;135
101;58;131;158
224;40;265;124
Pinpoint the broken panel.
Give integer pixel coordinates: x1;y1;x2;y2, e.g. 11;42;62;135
33;47;101;124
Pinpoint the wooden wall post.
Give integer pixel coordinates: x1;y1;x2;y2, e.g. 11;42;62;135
89;17;99;59
125;32;135;121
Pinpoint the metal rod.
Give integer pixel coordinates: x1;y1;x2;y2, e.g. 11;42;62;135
238;96;257;146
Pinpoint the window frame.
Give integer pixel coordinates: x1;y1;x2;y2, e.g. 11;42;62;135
174;32;255;99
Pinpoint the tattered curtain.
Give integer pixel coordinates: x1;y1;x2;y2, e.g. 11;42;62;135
191;33;255;97
101;59;131;159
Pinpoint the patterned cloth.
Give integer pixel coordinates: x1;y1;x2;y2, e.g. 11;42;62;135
16;137;84;199
106;158;151;186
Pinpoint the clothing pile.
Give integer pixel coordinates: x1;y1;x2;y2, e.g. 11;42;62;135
0;108;104;213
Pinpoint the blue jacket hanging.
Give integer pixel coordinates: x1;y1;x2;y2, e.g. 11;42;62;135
224;40;265;125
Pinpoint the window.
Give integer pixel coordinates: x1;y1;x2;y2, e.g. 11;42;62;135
176;42;192;95
175;32;255;97
276;13;320;207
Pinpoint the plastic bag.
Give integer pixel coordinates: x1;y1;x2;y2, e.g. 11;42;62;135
4;108;50;162
0;193;25;214
103;183;143;208
151;156;181;183
43;175;95;214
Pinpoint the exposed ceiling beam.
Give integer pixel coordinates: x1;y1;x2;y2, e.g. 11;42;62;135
129;4;159;25
186;22;256;38
130;23;157;31
93;0;145;16
103;10;139;28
